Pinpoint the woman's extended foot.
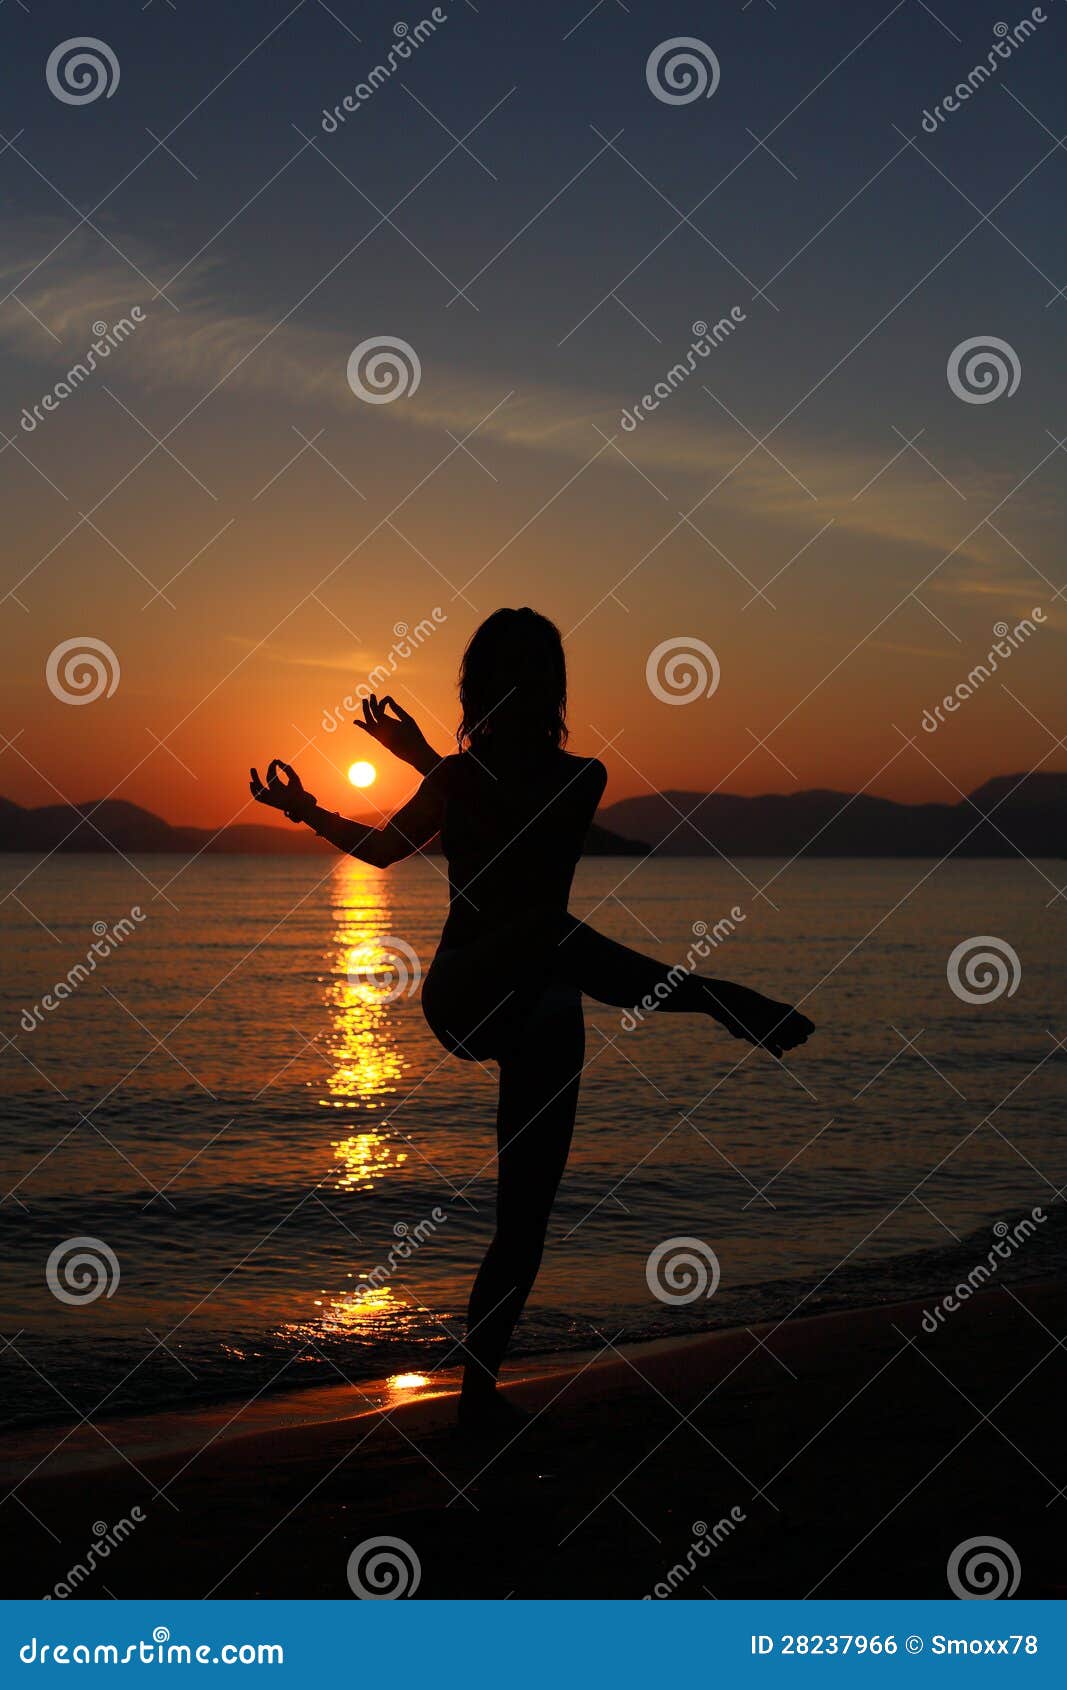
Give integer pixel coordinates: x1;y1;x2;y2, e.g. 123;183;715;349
702;982;815;1059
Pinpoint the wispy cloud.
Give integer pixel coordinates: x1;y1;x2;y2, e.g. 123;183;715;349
1;222;1058;592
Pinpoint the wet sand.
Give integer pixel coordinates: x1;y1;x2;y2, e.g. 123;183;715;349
10;1284;1066;1599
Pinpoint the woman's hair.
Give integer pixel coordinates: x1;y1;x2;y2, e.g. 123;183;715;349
458;607;568;751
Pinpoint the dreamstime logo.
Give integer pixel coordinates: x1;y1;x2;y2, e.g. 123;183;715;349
646;637;720;706
946;936;1021;1005
44;1510;147;1600
20;908;147;1034
321;609;447;732
644;1509;747;1598
20;311;146;433
947;1536;1021;1599
646;1237;720;1305
351;1207;448;1308
920;10;1048;133
46;37;120;105
46;638;120;705
622;910;745;1032
46;1237;120;1305
620;309;746;430
347;937;422;1002
346;1535;421;1599
321;10;448;130
920;1209;1046;1335
947;336;1021;404
347;336;421;404
646;38;720;105
920;609;1045;733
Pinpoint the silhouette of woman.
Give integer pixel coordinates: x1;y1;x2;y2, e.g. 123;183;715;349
251;608;813;1435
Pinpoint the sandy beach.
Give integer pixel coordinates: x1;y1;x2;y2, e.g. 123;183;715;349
8;1283;1066;1600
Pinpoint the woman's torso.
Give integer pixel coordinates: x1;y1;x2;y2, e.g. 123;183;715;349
436;746;601;950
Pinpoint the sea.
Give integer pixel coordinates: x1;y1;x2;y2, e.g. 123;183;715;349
1;851;1063;1434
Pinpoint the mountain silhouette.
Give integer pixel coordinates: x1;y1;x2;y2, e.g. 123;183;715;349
1;772;1062;858
0;797;646;857
597;770;1067;857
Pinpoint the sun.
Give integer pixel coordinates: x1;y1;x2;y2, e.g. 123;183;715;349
348;761;376;789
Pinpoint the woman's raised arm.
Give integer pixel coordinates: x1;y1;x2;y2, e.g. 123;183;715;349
353;695;442;777
249;758;443;868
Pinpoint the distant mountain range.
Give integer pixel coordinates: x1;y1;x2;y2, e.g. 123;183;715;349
1;771;1063;858
597;771;1067;857
0;797;646;857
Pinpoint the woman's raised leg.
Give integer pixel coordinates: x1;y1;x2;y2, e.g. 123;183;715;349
553;916;814;1057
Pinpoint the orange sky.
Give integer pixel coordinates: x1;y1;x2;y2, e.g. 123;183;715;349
2;3;1063;829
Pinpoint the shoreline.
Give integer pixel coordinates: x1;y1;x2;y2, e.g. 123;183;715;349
10;1284;1067;1598
0;1328;782;1485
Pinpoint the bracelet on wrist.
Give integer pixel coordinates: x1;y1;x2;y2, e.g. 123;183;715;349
283;791;316;823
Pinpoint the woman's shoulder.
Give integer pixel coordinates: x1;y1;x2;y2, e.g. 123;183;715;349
442;745;606;798
559;750;608;790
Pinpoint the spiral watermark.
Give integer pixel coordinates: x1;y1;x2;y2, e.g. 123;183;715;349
646;38;720;106
346;1535;421;1599
347;937;422;1001
46;1237;120;1305
646;1237;720;1305
347;336;422;404
947;1536;1021;1599
646;637;720;706
947;336;1021;404
946;936;1021;1005
46;638;120;705
46;37;120;104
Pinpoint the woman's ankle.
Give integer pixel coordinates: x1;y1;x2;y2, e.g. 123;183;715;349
460;1372;497;1407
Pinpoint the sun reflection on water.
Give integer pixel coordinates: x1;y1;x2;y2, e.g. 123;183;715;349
322;856;410;1167
331;1130;407;1192
279;858;427;1348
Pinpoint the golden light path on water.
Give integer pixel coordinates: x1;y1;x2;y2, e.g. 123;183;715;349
276;858;431;1353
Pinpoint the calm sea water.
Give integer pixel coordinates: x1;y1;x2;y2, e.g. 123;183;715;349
1;851;1063;1431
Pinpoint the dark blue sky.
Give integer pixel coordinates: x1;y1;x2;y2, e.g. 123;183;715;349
5;0;1062;429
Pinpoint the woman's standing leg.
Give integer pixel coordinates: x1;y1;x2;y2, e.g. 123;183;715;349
460;988;585;1430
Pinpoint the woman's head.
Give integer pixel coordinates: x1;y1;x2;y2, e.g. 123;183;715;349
458;608;567;752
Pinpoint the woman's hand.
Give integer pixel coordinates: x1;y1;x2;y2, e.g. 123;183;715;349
249;759;316;820
355;694;439;775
